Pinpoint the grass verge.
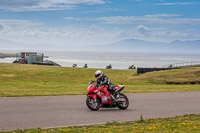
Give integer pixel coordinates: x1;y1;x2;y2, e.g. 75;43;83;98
0;63;200;97
1;114;199;133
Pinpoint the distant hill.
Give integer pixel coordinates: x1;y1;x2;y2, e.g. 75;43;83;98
95;39;200;53
105;39;163;52
0;39;31;50
169;40;200;52
0;38;200;53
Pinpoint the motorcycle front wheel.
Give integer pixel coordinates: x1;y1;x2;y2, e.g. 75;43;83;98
86;96;100;111
117;93;129;109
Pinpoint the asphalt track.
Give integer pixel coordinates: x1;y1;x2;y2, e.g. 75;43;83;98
0;91;200;131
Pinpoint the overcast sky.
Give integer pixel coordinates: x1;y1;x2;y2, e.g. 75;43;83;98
0;0;200;47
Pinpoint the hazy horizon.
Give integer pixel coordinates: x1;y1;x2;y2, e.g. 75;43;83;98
1;51;200;69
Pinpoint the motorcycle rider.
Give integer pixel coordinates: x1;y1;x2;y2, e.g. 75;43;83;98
95;70;119;100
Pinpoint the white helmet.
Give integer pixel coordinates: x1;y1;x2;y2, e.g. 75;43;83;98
95;70;103;80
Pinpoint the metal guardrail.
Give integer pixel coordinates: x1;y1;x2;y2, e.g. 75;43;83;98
138;61;200;74
162;61;200;68
137;67;176;74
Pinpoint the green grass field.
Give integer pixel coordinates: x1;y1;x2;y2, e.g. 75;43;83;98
0;63;200;97
1;114;199;133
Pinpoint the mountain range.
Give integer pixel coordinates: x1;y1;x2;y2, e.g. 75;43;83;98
82;39;200;53
0;38;200;53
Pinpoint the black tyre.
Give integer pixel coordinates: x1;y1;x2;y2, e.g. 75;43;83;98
117;93;129;109
86;96;100;111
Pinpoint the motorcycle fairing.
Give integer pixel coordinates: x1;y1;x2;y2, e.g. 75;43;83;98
88;94;97;99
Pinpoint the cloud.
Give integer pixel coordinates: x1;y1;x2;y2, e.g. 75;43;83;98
144;14;180;17
0;0;106;11
0;19;124;46
64;17;81;21
0;19;200;48
0;19;41;29
76;8;127;14
102;8;128;11
0;24;5;30
156;3;194;5
87;15;200;24
124;25;200;43
136;25;149;34
129;0;143;1
77;10;106;13
63;14;200;25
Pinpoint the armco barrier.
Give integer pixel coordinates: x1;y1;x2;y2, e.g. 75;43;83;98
137;67;176;74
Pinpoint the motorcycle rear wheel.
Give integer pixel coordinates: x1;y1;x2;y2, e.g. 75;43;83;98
86;96;100;111
117;93;129;109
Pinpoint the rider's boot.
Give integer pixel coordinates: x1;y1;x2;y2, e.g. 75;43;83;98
111;93;120;102
111;94;116;101
111;87;120;102
112;88;119;98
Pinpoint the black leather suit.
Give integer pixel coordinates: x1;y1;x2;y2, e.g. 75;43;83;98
96;74;115;93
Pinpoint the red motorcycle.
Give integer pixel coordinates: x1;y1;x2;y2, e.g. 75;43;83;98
86;81;129;111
